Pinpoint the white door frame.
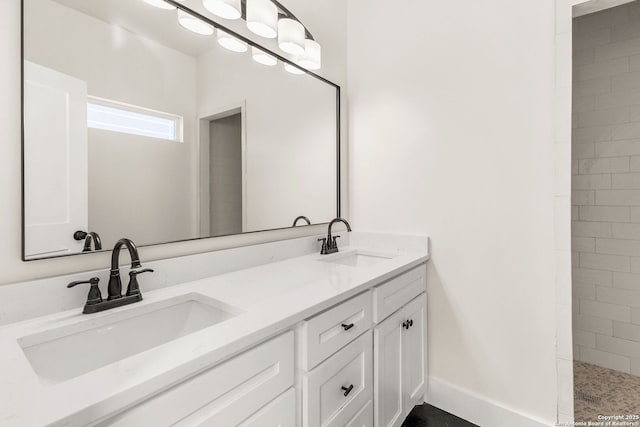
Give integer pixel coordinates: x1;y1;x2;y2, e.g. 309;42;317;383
196;101;247;237
553;0;632;422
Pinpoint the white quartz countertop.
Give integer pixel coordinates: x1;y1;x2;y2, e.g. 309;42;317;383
0;235;429;426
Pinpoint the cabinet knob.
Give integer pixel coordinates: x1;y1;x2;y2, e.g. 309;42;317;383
402;321;409;329
341;384;354;397
341;323;355;331
409;319;414;327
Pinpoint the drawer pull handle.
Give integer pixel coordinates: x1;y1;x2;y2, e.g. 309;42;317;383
341;384;354;396
341;323;355;331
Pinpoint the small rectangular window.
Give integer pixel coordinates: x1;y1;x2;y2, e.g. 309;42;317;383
87;96;183;142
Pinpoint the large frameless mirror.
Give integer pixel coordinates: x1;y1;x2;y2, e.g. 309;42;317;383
21;0;340;260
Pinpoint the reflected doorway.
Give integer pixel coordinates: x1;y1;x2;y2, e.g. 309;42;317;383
198;105;246;238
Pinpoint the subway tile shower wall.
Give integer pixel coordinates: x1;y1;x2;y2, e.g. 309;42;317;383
572;1;640;377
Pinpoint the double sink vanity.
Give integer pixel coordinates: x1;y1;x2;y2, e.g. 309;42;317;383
0;232;429;426
16;1;430;424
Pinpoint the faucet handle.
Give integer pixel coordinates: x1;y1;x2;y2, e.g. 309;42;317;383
126;268;154;297
130;268;154;276
67;277;102;306
332;235;341;250
318;238;328;255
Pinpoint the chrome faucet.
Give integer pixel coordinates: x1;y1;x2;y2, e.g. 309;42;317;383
319;217;352;255
68;238;153;314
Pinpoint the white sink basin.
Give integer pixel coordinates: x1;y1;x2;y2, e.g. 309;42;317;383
321;250;395;267
18;293;243;383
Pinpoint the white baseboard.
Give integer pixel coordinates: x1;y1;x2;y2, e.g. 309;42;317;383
425;377;555;427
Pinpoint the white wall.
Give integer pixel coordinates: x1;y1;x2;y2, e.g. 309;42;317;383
348;0;558;424
197;47;337;232
0;0;346;286
89;130;198;246
24;0;199;248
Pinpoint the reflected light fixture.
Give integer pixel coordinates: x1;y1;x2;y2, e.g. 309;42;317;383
252;47;277;66
142;0;183;10
278;18;305;55
178;10;215;35
217;29;248;52
246;0;278;38
203;0;242;20
297;39;321;70
142;0;322;72
284;63;304;75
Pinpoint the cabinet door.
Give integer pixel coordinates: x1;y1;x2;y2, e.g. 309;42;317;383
238;388;296;427
345;400;373;427
303;332;373;427
101;332;294;427
373;309;404;427
402;294;427;415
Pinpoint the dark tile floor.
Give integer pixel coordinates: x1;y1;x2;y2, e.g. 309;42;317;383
402;404;479;427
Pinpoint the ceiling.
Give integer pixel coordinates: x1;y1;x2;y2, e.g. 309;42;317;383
572;0;638;17
52;0;225;57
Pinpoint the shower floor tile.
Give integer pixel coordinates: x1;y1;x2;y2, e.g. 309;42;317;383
574;360;640;423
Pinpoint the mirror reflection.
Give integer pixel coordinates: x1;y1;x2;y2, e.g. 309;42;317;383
22;0;339;260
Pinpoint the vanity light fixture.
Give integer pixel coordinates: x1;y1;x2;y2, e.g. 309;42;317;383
278;18;305;55
297;39;321;70
142;0;179;10
178;9;215;35
284;63;305;75
252;47;277;66
142;0;322;71
203;0;242;20
246;0;278;38
217;29;248;52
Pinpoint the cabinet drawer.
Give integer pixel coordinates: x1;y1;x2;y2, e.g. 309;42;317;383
373;265;426;323
238;388;296;427
301;291;372;370
303;331;373;427
102;332;294;427
346;400;373;427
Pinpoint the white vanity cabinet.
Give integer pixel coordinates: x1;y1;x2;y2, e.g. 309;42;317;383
93;263;426;427
237;388;297;427
373;266;427;427
299;263;427;427
98;332;295;427
299;291;374;427
302;331;373;427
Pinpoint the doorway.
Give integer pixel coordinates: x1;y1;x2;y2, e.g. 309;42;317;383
198;105;246;238
570;0;640;422
208;113;242;236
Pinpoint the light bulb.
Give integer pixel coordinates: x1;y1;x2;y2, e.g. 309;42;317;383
178;10;214;35
284;63;304;75
217;29;248;52
203;0;241;20
297;39;321;70
252;47;277;66
246;0;278;38
278;18;305;55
